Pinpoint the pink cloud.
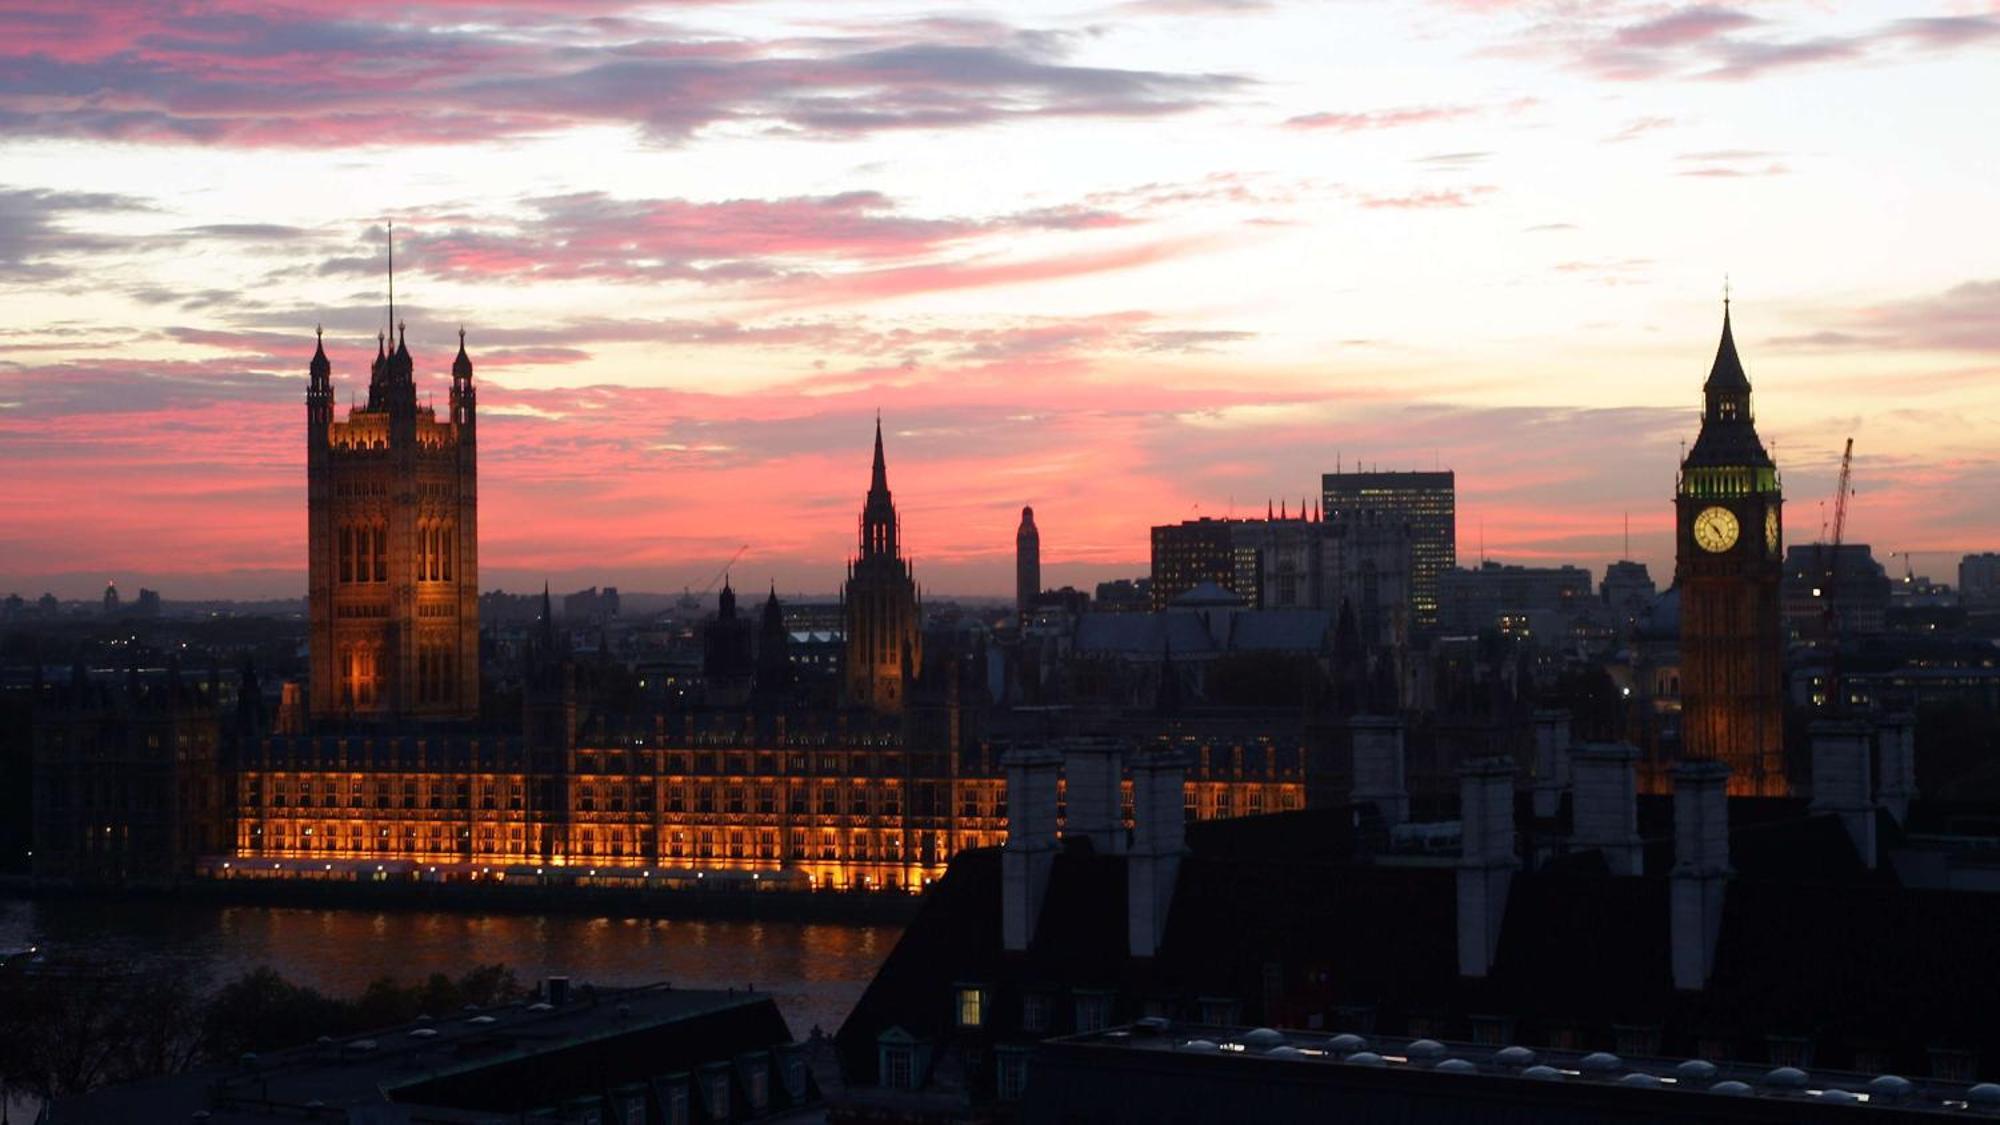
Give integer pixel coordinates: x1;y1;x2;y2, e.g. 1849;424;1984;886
1356;187;1495;210
1285;105;1475;131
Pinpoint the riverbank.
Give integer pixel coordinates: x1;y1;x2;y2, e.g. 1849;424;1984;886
0;873;925;925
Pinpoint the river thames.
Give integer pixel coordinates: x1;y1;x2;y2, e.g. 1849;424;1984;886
0;894;900;1038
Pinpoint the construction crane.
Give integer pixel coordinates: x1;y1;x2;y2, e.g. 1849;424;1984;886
1817;438;1855;711
676;544;749;614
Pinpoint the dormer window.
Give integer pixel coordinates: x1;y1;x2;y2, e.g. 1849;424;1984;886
955;985;987;1029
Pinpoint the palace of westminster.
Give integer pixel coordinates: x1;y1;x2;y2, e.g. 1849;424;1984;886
28;283;1807;892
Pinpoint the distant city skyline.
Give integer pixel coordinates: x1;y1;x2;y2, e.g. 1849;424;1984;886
3;2;1997;600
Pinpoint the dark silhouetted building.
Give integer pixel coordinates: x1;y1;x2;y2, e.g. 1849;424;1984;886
1602;560;1657;633
1323;469;1455;631
1783;544;1891;638
306;318;480;723
843;418;922;715
1016;506;1040;622
1093;578;1153;614
1438;561;1594;642
703;580;756;706
1961;552;2000;609
564;584;621;622
1675;304;1785;796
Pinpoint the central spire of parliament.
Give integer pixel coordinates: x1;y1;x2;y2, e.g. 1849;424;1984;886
844;415;922;714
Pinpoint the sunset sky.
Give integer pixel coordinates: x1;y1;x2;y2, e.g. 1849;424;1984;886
2;0;1996;601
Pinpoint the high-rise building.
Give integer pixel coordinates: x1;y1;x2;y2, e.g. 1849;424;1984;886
306;319;480;722
1322;470;1455;630
1601;560;1657;632
1959;553;2000;609
1150;518;1241;609
1016;506;1040;621
1675;303;1785;796
843;418;922;714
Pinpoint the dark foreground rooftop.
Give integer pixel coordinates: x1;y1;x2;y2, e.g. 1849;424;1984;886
1026;1022;2000;1124
49;982;816;1124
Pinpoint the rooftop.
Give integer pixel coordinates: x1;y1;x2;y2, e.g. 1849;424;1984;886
1029;1022;1998;1122
50;983;812;1124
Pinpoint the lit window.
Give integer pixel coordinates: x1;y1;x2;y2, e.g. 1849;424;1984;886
956;986;985;1029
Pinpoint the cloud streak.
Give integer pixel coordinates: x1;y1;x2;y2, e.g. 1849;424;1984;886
0;4;1251;148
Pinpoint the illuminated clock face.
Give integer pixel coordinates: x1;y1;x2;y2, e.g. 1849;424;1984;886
1694;506;1740;553
1765;508;1779;554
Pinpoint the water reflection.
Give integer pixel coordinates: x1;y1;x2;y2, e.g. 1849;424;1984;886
0;895;897;1039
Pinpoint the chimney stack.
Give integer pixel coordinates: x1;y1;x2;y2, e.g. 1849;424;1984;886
1530;709;1572;818
1001;746;1063;952
1349;716;1409;828
1127;747;1189;958
1456;756;1518;978
1670;759;1731;991
1062;738;1125;854
1810;720;1877;868
1569;742;1642;876
1874;713;1917;825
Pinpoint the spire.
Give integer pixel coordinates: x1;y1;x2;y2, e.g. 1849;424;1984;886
870;411;888;494
309;324;330;381
540;581;556;651
453;325;471;373
1705;297;1749;393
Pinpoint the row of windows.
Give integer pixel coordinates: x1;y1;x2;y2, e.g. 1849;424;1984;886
338;525;388;584
242;775;1295;821
243;823;965;866
417;522;455;582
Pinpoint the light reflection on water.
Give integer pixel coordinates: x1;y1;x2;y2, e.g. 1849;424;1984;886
0;895;898;1039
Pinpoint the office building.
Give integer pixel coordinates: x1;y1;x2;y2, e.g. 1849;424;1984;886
1322;470;1455;631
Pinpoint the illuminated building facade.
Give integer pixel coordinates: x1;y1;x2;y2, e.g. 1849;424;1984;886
1322;470;1455;631
1675;304;1786;796
844;420;922;715
307;321;479;723
221;720;1306;892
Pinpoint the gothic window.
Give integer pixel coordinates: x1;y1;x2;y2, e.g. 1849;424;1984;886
372;526;387;582
338;527;354;583
442;526;453;581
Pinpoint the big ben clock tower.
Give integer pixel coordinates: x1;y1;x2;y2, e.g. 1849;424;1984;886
1676;301;1786;795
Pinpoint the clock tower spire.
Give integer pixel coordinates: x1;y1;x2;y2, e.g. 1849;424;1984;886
1674;299;1786;796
